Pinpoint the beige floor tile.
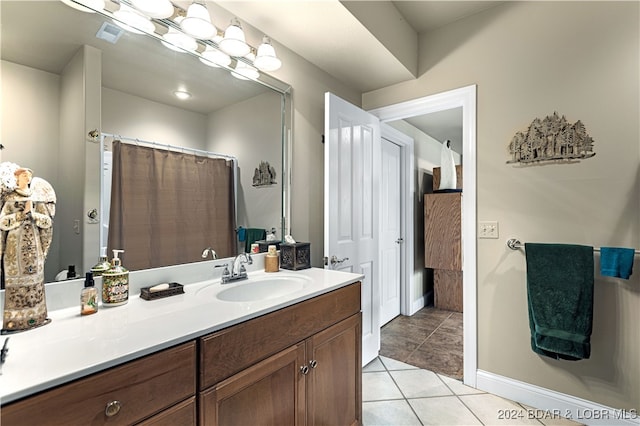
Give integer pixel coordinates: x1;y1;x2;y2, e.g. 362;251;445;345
391;369;453;398
409;396;482;425
363;400;422;426
438;374;485;395
362;371;404;402
459;394;542;425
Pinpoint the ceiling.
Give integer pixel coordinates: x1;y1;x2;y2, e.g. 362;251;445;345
191;1;502;153
215;1;501;93
2;1;500;153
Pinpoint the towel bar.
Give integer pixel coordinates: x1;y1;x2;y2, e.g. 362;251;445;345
506;238;640;255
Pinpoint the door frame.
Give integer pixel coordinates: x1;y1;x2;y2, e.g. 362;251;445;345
369;84;477;387
380;124;414;318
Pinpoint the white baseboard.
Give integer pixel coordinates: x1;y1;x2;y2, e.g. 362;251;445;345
409;294;426;315
476;370;639;426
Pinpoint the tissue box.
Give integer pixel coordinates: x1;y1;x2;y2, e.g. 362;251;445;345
280;242;311;270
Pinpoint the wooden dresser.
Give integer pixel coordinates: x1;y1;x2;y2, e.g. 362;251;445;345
424;166;463;312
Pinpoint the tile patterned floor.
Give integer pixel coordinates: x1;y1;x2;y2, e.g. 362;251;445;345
380;307;463;380
363;356;583;426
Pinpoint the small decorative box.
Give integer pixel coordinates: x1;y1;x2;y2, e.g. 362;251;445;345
140;282;184;301
280;242;311;270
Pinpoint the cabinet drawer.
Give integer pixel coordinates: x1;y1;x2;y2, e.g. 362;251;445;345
137;396;196;426
200;282;361;389
2;341;197;426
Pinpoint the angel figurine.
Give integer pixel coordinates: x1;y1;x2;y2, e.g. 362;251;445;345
0;163;56;333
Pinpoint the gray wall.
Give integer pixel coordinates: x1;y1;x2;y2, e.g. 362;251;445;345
363;1;639;411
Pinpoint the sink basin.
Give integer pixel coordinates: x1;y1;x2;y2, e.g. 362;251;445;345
214;275;312;302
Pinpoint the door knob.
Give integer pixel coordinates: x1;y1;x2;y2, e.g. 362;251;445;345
330;255;349;266
395;238;404;244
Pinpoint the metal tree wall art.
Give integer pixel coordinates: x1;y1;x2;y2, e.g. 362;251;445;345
507;112;596;164
252;161;277;187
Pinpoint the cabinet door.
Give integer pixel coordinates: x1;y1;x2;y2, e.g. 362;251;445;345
306;313;362;426
200;343;306;426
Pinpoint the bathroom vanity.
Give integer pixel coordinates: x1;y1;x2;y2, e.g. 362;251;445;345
0;267;363;425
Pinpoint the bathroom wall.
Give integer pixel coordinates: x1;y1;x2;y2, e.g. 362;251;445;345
206;91;283;241
101;88;208;150
265;40;361;265
362;1;639;410
1;60;62;281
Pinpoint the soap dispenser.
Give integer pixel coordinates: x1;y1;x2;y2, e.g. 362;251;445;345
102;249;129;307
90;247;111;277
80;272;98;316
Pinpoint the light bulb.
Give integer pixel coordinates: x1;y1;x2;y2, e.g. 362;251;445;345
200;46;231;68
180;2;216;40
220;18;250;57
113;3;155;35
253;36;282;72
162;19;198;53
232;54;259;80
131;0;174;19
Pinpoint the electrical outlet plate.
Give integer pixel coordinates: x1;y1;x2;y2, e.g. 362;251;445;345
478;221;499;239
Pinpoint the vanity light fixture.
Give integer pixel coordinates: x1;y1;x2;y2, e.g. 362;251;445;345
220;18;250;57
180;1;216;40
174;90;192;100
253;36;282;72
162;17;198;53
231;53;260;81
60;0;105;13
113;3;155;35
200;45;232;68
130;0;174;19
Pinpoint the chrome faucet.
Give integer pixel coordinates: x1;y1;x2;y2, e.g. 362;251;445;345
221;253;253;284
201;247;218;260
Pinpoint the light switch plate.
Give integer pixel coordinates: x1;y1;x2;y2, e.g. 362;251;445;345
479;221;499;239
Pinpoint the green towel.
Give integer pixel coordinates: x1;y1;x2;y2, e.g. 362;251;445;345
244;228;266;253
525;243;594;360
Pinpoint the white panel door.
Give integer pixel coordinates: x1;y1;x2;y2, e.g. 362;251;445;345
380;138;401;326
324;92;381;366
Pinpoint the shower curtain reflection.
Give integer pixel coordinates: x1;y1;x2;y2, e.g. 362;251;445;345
107;140;236;271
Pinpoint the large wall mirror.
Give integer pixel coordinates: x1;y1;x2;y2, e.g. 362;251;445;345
1;1;292;283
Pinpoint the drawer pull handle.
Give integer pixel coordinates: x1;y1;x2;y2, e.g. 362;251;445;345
300;365;309;375
309;359;318;369
105;400;122;417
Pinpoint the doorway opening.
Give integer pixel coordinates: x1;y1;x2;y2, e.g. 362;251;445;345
369;85;477;387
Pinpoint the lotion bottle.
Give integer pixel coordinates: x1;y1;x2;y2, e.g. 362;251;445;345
102;249;129;307
80;272;98;315
90;247;111;277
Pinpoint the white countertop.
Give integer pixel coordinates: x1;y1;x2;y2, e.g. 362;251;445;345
0;267;363;404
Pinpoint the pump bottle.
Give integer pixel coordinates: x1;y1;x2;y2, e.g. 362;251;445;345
102;249;129;307
80;272;98;315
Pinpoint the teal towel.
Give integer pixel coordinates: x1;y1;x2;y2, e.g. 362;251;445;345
237;227;246;242
244;228;266;253
600;247;635;279
525;243;594;360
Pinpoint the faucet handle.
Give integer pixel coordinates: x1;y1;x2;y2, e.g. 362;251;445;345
221;264;231;276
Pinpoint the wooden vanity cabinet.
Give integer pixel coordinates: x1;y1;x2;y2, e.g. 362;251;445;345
199;283;362;426
1;341;197;426
1;282;362;426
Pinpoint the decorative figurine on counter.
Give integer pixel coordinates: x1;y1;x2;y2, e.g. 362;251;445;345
0;162;56;333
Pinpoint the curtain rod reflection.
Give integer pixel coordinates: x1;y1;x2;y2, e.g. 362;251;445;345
100;132;237;161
